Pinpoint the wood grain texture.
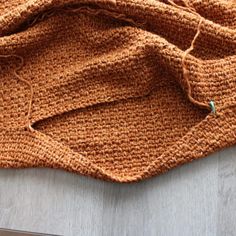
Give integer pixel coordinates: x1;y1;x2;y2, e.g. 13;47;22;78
0;146;235;236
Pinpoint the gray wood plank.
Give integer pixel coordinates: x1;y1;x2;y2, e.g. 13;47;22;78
218;147;236;236
0;147;235;236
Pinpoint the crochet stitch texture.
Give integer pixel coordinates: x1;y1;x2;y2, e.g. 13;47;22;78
0;0;236;182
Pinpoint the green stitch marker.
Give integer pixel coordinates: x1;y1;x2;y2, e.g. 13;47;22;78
209;100;216;114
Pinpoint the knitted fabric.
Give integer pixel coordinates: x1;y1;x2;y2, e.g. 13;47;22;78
0;0;235;182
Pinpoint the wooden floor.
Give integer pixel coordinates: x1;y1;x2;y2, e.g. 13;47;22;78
0;146;235;236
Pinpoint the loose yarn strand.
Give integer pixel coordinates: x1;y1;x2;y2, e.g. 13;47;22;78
182;16;207;108
62;6;145;28
0;54;34;131
167;0;211;111
25;4;145;30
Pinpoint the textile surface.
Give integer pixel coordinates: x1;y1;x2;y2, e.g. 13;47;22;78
0;0;236;182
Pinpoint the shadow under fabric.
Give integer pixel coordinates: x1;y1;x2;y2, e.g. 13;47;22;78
0;0;235;182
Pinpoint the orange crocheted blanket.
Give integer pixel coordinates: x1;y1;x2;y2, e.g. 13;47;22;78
0;0;235;182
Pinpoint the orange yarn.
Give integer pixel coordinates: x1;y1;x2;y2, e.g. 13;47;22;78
0;0;235;182
168;0;210;110
0;54;34;131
